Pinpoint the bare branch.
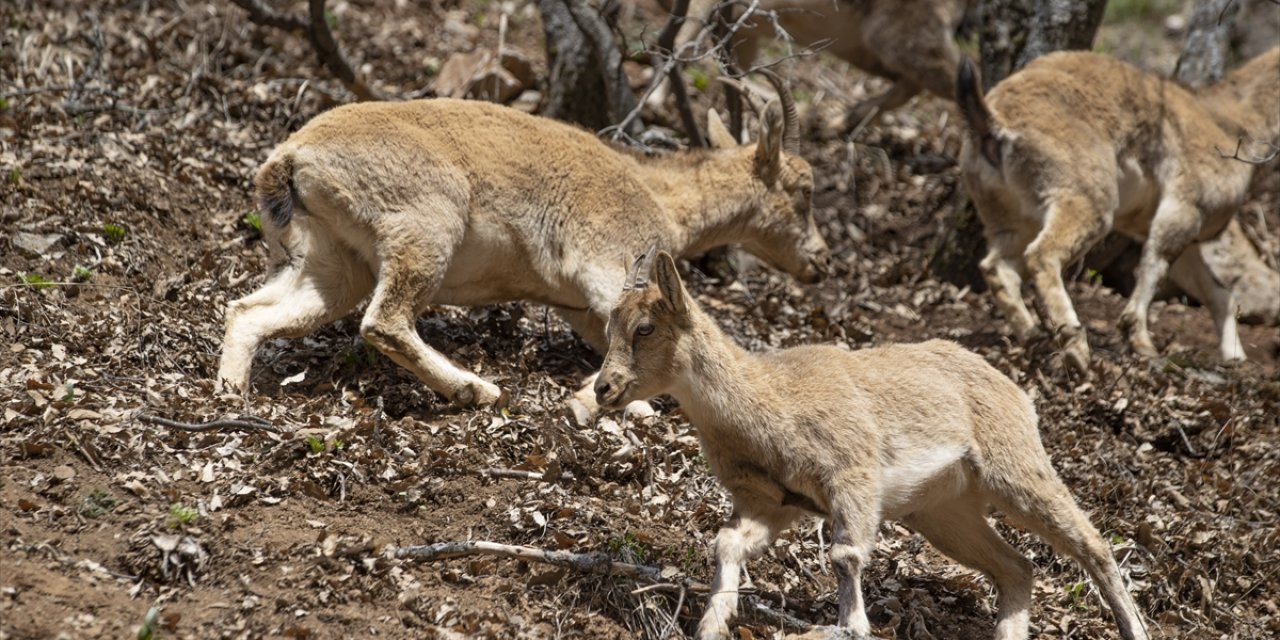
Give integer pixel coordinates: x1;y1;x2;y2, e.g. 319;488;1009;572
138;413;281;433
230;0;383;101
1216;136;1280;164
477;468;577;482
306;0;383;101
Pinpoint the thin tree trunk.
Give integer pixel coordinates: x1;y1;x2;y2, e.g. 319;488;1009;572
1174;0;1240;86
537;0;638;133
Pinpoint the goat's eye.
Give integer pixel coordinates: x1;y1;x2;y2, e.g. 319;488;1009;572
636;323;655;337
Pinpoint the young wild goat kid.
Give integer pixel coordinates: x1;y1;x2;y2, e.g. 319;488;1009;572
217;79;830;412
957;48;1280;373
595;249;1147;640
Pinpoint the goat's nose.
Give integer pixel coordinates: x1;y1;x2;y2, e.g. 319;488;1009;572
594;379;612;398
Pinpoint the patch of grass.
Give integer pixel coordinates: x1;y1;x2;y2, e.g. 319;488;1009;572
19;273;55;289
324;10;337;30
1104;0;1180;22
1065;581;1090;610
686;67;711;92
102;223;126;244
242;211;262;234
607;533;649;564
8;166;19;185
80;489;119;518
306;436;326;454
167;503;199;528
72;264;92;281
342;341;379;367
135;606;159;640
0;97;9;110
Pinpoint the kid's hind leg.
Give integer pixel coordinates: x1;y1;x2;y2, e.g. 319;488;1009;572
904;500;1034;640
989;475;1147;640
1120;197;1204;360
358;224;501;408
980;226;1039;342
217;240;373;393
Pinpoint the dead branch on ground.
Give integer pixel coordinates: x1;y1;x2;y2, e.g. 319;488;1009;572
229;0;384;101
137;413;281;433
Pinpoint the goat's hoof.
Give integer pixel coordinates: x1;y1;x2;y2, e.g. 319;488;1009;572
1128;337;1159;360
1061;334;1091;376
565;398;595;427
695;619;732;640
453;380;502;408
787;625;867;640
623;400;656;422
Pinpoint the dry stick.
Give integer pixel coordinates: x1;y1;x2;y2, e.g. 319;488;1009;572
137;413;281;433
477;468;577;482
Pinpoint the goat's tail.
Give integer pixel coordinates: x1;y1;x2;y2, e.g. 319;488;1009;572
255;153;296;227
956;57;1002;168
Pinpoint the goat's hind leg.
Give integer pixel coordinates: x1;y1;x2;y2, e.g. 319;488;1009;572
217;240;372;394
1120;196;1203;360
359;225;501;408
905;501;1034;640
988;473;1147;640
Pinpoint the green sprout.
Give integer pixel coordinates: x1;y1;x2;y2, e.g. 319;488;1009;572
167;503;199;528
80;489;119;518
8;166;19;185
20;273;55;289
686;68;711;92
103;223;126;244
242;211;262;234
306;436;326;454
72;265;92;281
1065;581;1090;610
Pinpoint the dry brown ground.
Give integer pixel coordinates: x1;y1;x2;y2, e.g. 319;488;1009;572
2;1;1278;639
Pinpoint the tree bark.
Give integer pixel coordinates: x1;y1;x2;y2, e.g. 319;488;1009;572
537;0;639;134
1174;0;1240;86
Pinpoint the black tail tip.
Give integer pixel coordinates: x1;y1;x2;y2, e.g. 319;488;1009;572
956;57;980;103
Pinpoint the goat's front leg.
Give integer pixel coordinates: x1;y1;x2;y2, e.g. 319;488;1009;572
829;497;880;639
698;507;795;640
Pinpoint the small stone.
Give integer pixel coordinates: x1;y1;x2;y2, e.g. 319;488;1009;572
52;465;76;482
13;232;62;256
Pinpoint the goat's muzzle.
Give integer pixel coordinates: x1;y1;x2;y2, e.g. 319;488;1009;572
594;375;631;409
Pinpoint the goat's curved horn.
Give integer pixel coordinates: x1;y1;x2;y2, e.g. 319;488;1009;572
625;243;660;289
757;68;799;151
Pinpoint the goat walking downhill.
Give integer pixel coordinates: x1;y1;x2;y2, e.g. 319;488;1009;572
217;91;829;410
595;249;1147;640
957;48;1280;373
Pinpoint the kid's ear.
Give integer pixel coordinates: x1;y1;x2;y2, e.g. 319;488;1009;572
653;251;688;315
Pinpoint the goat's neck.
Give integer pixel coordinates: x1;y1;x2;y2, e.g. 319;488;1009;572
668;311;778;437
635;152;760;258
1198;54;1280;140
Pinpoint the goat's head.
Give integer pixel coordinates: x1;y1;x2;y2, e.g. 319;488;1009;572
595;248;695;409
712;72;831;284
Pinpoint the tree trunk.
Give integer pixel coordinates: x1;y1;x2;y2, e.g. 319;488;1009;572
537;0;638;134
1175;0;1241;85
931;0;1107;289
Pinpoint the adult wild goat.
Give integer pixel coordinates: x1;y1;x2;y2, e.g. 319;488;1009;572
595;248;1148;640
656;0;971;127
217;82;830;412
957;48;1280;373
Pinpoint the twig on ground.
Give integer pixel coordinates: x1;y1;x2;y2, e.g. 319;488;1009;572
478;468;577;482
137;413;281;433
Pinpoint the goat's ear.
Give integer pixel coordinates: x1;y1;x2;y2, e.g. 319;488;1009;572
653;251;688;315
753;100;784;186
707;109;737;149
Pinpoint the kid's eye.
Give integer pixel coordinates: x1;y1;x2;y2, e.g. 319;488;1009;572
636;323;655;337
